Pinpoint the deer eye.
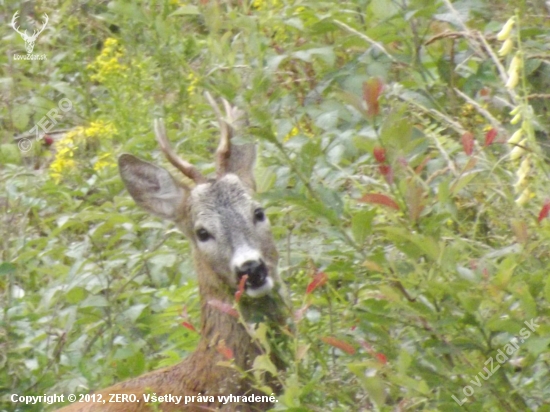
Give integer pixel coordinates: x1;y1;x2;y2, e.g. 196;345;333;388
196;228;211;242
254;208;265;223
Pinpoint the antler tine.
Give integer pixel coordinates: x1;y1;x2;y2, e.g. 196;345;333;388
204;92;231;177
153;118;206;184
34;14;48;37
222;98;245;133
11;11;26;36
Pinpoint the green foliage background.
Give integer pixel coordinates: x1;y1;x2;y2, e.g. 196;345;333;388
1;0;550;411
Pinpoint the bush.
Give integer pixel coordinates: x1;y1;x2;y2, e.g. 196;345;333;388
1;1;550;411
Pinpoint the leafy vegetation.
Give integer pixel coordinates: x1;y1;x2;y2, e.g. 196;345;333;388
2;0;550;411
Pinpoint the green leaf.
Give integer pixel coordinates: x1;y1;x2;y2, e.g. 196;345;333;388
279;374;302;407
252;323;270;353
379;107;413;148
169;5;200;16
386;372;430;395
12;105;31;130
79;295;109;308
314;110;339;131
65;287;87;304
348;362;386;405
292;47;335;66
149;254;177;268
544;275;550;303
370;0;399;19
486;318;523;334
451;171;479;195
252;354;278;376
0;144;22;164
124;304;147;322
0;262;16;276
381;227;440;260
351;210;374;245
525;336;550;357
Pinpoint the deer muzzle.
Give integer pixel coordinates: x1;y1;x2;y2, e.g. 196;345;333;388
236;260;273;297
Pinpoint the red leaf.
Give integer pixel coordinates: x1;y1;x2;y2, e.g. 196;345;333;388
538;200;550;223
306;272;328;294
382;165;394;184
181;321;196;332
235;274;248;303
461;132;474;155
362;78;384;117
378;164;391;176
359;193;399;210
359;339;386;363
217;342;234;360
484;128;497;146
321;336;356;355
375;352;388;364
373;146;386;163
207;299;239;318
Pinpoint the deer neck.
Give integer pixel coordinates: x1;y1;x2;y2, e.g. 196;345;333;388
193;256;288;371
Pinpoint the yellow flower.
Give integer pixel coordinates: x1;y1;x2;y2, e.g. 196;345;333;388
253;0;282;9
508;129;523;145
508;54;522;76
93;152;115;172
505;71;519;89
84;121;117;139
88;37;128;83
515;188;532;206
498;38;513;56
518;157;530;177
49;121;117;182
49;128;82;182
497;17;515;41
510;139;526;161
186;72;199;95
510;112;521;124
283;126;299;142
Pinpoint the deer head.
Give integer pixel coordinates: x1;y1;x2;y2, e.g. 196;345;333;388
118;94;280;302
11;11;49;54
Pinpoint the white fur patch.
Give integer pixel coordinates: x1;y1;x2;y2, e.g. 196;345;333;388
231;246;262;272
246;276;274;298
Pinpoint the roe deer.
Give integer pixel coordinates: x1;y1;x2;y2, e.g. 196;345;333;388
57;94;289;411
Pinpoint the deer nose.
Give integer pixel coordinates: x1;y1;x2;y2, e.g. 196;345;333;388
236;260;268;289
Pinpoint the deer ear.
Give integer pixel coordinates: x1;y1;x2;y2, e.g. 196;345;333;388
226;143;257;191
119;154;188;220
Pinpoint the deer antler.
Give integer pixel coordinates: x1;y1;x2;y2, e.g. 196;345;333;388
204;92;245;177
32;13;48;39
11;11;27;38
153;118;207;184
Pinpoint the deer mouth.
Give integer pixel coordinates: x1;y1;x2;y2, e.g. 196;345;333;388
236;261;273;297
244;276;274;298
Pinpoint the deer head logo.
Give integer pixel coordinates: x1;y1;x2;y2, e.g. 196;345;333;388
11;11;49;54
